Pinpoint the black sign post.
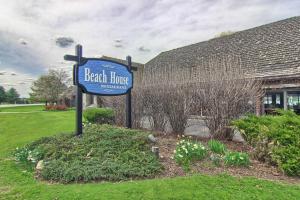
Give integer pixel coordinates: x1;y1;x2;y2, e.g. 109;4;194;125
75;45;83;136
126;56;132;128
64;44;133;136
64;44;83;136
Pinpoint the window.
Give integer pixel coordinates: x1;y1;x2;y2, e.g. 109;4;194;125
264;92;283;109
276;94;281;105
264;94;272;105
287;92;300;108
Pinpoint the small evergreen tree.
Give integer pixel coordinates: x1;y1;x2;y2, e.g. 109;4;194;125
6;88;20;104
0;86;6;103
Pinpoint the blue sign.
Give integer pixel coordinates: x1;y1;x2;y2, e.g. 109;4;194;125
77;59;133;95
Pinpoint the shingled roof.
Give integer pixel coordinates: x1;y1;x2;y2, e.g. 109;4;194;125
101;55;144;71
144;16;300;83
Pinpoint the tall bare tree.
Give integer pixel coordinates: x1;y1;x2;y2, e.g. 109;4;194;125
194;55;263;139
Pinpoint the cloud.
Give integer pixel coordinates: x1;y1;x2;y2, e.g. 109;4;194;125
0;0;299;97
18;38;28;45
55;36;75;48
138;46;150;52
11;72;17;75
114;44;123;48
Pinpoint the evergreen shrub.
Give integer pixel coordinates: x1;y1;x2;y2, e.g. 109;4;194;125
233;110;300;176
83;107;115;124
14;125;162;183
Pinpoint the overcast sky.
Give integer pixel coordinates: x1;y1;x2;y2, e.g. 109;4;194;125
0;0;300;97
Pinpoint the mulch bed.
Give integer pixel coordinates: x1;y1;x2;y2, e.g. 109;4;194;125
153;134;300;184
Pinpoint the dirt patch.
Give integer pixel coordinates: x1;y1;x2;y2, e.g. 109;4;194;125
0;186;11;194
153;134;300;184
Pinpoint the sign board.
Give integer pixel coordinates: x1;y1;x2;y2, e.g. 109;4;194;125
76;59;133;95
64;45;133;135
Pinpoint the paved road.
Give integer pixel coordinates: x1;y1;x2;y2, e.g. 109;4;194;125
0;103;43;108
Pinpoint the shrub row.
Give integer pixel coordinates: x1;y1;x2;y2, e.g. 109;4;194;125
233;110;300;176
44;105;68;111
83;108;115;125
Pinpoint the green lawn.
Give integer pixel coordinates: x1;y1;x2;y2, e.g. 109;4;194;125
0;107;300;199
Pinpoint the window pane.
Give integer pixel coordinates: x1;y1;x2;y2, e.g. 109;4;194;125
276;94;281;104
264;95;272;105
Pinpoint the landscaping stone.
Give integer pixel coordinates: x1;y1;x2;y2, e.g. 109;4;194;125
151;146;159;158
232;129;245;143
148;134;158;143
141;115;244;141
184;116;210;138
36;160;44;170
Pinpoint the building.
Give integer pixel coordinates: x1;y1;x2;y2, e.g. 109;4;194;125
143;16;300;115
83;17;300;115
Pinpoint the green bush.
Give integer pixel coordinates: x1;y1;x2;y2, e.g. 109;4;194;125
83;108;115;124
224;152;250;167
15;124;162;183
208;139;227;155
173;139;208;171
233;110;300;176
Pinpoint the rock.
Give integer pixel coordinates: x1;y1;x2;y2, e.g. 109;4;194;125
36;160;44;170
184;117;211;138
232;128;245;143
148;134;157;143
151;146;159;158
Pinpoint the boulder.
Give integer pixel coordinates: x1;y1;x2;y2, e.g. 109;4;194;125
36;160;44;170
148;134;158;143
232;128;245;143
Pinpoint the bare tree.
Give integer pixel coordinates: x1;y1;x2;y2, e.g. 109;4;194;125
136;54;262;138
142;85;167;132
162;83;189;134
96;54;262;139
195;55;263;139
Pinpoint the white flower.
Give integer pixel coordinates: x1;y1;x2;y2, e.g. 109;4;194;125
201;146;205;150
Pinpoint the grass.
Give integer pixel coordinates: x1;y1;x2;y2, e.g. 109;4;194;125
0;106;300;199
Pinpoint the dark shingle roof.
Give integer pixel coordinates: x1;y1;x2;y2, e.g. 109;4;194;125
101;55;144;71
144;16;300;83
